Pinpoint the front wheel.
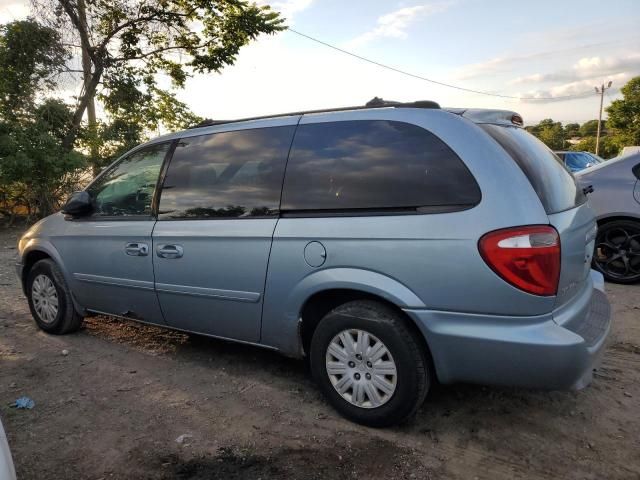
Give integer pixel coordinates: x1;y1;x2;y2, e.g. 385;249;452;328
26;259;83;334
310;300;430;427
593;220;640;284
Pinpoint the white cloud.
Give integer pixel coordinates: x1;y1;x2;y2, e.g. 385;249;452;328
507;53;640;93
345;3;452;48
517;71;631;104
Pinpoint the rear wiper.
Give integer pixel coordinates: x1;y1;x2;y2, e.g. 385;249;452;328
583;185;594;195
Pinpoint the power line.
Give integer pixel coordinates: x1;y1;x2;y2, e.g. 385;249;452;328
286;28;595;102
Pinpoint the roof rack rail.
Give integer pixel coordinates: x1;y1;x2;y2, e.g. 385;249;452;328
188;97;440;129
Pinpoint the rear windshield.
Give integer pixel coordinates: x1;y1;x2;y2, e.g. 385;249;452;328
481;124;586;214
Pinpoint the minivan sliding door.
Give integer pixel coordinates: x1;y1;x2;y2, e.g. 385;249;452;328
152;122;297;342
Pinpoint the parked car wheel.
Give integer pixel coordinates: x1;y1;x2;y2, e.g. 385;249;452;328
26;259;83;334
310;300;430;427
593;220;640;284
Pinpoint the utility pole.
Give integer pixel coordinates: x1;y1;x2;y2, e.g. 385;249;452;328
594;81;612;155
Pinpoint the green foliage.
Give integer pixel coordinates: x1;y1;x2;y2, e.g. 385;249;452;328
606;76;640;146
37;0;285;149
564;123;580;138
579;120;603;137
0;20;88;220
84;65;202;170
0;20;68;121
525;118;565;150
1;0;283;219
0;98;86;218
569;136;619;159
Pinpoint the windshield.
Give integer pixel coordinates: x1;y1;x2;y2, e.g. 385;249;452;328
481;125;586;214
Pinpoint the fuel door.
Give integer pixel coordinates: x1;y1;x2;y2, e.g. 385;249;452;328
304;241;327;267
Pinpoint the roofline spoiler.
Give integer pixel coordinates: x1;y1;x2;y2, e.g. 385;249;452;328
446;108;524;127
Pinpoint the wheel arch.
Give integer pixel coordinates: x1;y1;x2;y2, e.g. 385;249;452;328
20;241;83;313
597;214;640;225
21;249;52;291
298;288;435;377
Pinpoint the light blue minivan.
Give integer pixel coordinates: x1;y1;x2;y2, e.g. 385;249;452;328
17;100;611;426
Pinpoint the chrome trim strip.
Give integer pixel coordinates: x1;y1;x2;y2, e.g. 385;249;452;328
73;273;155;291
155;282;261;303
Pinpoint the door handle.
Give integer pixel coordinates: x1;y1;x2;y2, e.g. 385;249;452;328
125;242;149;256
156;244;184;259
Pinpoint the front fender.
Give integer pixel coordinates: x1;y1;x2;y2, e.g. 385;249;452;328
260;267;426;356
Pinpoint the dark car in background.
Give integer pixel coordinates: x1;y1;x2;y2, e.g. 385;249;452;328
555;151;603;173
576;153;640;283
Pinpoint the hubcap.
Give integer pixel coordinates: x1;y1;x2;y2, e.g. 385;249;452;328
595;226;640;280
32;274;59;324
325;329;398;409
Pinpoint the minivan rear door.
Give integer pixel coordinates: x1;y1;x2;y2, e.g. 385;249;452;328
152;121;297;342
481;125;594;308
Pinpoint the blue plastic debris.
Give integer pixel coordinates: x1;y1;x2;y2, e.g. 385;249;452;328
12;396;35;409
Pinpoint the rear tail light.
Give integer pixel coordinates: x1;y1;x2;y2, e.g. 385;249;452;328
479;225;561;296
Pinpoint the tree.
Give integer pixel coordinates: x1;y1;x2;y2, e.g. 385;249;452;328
606;76;640;147
0;20;68;121
0;20;86;219
84;63;203;171
570;136;619;159
1;100;86;218
579;119;604;137
564;123;580;138
33;0;285;151
527;118;565;150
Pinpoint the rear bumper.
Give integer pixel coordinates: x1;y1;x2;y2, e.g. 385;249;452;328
404;271;611;390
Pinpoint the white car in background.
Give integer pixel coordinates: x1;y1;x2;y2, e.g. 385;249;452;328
0;419;16;480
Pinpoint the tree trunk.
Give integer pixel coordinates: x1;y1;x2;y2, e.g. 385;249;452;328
61;64;103;151
78;0;98;166
59;0;102;152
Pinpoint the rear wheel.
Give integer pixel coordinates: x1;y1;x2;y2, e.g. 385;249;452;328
26;259;83;334
593;220;640;284
310;300;429;427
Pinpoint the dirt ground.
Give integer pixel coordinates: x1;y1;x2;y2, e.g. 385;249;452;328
0;225;638;480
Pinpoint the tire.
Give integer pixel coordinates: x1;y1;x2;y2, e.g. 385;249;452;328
26;259;83;334
310;300;430;427
592;220;640;284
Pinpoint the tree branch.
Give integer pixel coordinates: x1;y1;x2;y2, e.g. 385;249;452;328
57;0;95;63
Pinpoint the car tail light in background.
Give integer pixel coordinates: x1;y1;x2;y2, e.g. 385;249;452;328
479;226;561;296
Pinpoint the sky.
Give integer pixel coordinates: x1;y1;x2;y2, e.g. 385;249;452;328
1;0;639;125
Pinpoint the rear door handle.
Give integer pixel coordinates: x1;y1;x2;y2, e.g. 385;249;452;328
125;242;149;256
156;244;184;259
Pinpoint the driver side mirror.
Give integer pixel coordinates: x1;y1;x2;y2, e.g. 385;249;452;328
62;191;93;217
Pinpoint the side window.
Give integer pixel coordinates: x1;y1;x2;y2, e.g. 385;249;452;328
158;126;295;219
281;120;481;211
87;143;168;217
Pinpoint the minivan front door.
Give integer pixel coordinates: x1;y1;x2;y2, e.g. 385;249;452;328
54;142;171;324
152;123;297;342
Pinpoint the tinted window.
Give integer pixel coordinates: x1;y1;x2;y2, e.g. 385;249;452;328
481;125;585;214
87;143;168;216
281;120;480;211
158;126;295;219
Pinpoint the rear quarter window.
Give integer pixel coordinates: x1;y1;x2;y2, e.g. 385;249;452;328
481;125;586;214
281;120;481;213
